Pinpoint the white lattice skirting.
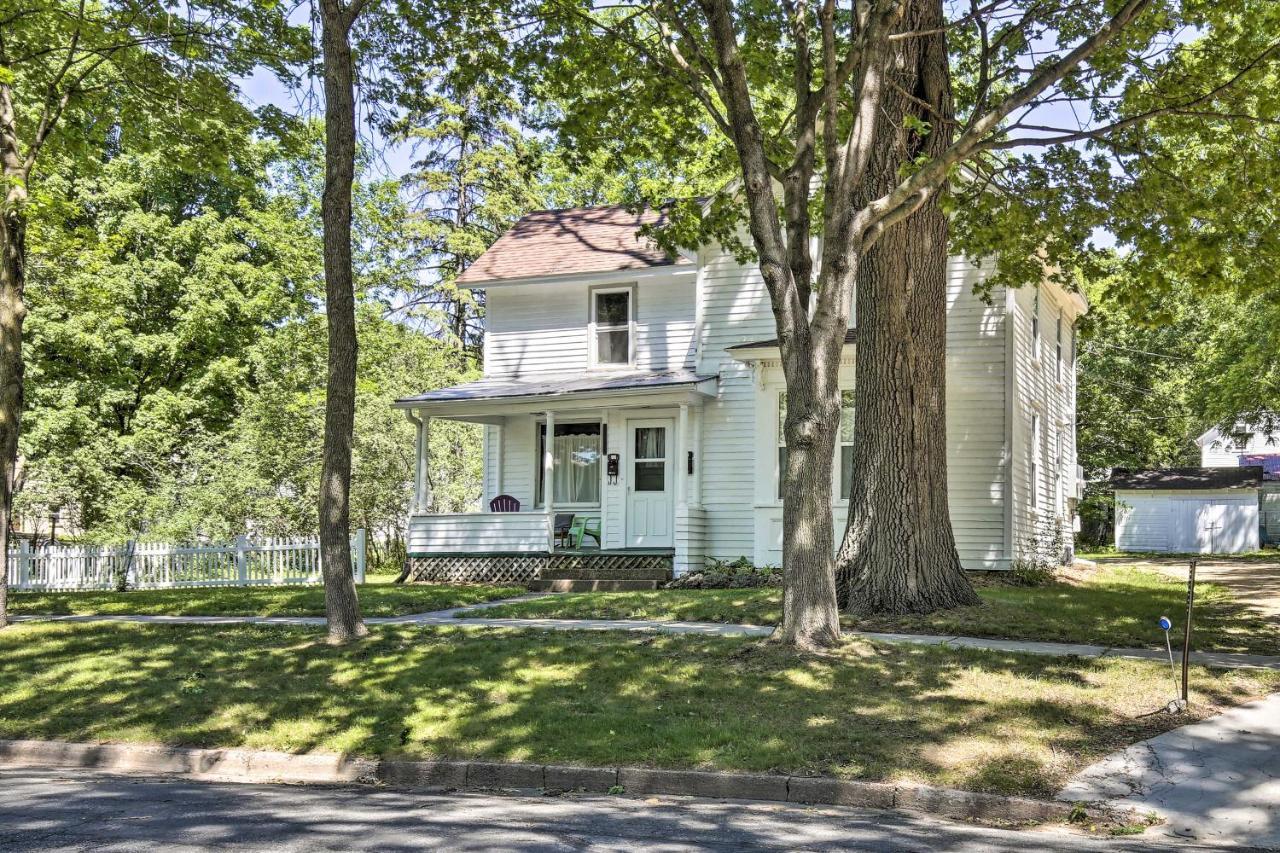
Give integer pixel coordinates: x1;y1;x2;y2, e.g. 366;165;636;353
406;552;673;585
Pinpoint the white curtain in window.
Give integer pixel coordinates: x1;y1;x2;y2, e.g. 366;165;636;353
552;433;601;503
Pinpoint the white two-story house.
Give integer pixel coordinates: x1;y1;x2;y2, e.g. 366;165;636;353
395;203;1086;583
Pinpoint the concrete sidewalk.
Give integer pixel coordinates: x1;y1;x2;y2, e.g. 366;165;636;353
14;605;1280;669
1059;692;1280;849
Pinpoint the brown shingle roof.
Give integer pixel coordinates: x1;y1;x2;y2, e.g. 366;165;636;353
1111;466;1263;491
455;204;690;285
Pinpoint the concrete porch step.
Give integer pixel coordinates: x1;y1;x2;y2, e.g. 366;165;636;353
528;579;661;592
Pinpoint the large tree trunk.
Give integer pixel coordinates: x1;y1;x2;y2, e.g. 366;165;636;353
0;80;28;630
837;0;978;614
317;0;367;643
0;200;24;630
774;336;844;649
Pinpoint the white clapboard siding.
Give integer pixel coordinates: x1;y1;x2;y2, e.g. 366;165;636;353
7;533;366;592
464;228;1084;571
1116;490;1260;554
1007;281;1081;560
483;273;696;379
407;513;548;554
695;243;778;561
1199;427;1280;467
945;256;1010;568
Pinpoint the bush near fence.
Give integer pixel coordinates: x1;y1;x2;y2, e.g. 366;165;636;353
6;531;367;592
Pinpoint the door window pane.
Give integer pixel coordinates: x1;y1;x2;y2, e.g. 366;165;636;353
634;426;665;459
596;329;629;364
634;460;665;491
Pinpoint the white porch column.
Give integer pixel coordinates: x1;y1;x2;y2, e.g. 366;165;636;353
544;410;555;552
690;406;703;506
677;403;689;509
416;412;432;513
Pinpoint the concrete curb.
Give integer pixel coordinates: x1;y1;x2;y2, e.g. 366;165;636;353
0;738;1094;826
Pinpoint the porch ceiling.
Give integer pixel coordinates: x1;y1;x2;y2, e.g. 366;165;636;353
395;369;718;417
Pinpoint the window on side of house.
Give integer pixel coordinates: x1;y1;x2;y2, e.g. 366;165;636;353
776;390;856;501
839;390;855;500
1031;288;1041;360
777;391;788;500
1031;413;1041;509
1053;425;1063;511
1055;314;1063;383
590;287;633;367
536;422;603;506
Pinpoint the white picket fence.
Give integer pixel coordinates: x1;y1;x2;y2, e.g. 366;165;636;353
6;530;367;592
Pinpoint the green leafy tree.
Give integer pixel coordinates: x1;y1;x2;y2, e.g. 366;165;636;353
0;0;302;625
505;0;1280;646
18;141;317;541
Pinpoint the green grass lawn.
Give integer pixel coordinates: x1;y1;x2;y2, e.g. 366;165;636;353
9;576;523;618
462;566;1278;654
2;621;1275;798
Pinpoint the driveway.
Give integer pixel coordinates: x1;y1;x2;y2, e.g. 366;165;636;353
0;768;1188;852
1059;692;1280;849
1096;554;1280;621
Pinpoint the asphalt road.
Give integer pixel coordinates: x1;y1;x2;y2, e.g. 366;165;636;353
0;768;1223;852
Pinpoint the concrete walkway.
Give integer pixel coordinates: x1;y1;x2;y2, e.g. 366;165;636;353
15;603;1280;669
1059;692;1280;849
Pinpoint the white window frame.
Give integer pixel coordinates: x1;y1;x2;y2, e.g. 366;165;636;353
775;388;857;504
837;390;855;504
1055;314;1064;385
1031;288;1041;363
534;417;606;509
588;285;635;369
777;391;788;500
1031;412;1042;510
1053;424;1064;512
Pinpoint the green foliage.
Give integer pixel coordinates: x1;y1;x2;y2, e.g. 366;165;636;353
664;557;782;589
18;129;481;551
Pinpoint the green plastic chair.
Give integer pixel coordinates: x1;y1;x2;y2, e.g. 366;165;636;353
568;516;602;548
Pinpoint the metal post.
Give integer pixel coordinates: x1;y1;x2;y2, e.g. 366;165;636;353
1181;557;1197;704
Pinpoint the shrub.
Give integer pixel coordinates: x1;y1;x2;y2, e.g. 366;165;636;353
665;557;782;589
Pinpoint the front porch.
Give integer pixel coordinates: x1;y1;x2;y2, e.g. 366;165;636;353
395;370;716;584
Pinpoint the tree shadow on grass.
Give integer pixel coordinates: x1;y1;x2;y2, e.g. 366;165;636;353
1;623;1275;801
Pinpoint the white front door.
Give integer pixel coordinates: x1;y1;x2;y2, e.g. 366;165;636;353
626;418;674;547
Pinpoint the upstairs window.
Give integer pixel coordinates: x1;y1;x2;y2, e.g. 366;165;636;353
1031;288;1041;360
1055;315;1064;383
590;287;633;367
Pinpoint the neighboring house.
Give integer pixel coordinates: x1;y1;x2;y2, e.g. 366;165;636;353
1196;419;1280;473
1112;467;1263;554
395;203;1086;582
1113;418;1280;553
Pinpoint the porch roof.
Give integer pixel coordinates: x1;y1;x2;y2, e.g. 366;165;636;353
395;369;718;411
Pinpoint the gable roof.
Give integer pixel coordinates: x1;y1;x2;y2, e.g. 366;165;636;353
455;204;691;286
1111;466;1263;491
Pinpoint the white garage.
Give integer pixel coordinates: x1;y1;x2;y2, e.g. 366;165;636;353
1113;467;1263;554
